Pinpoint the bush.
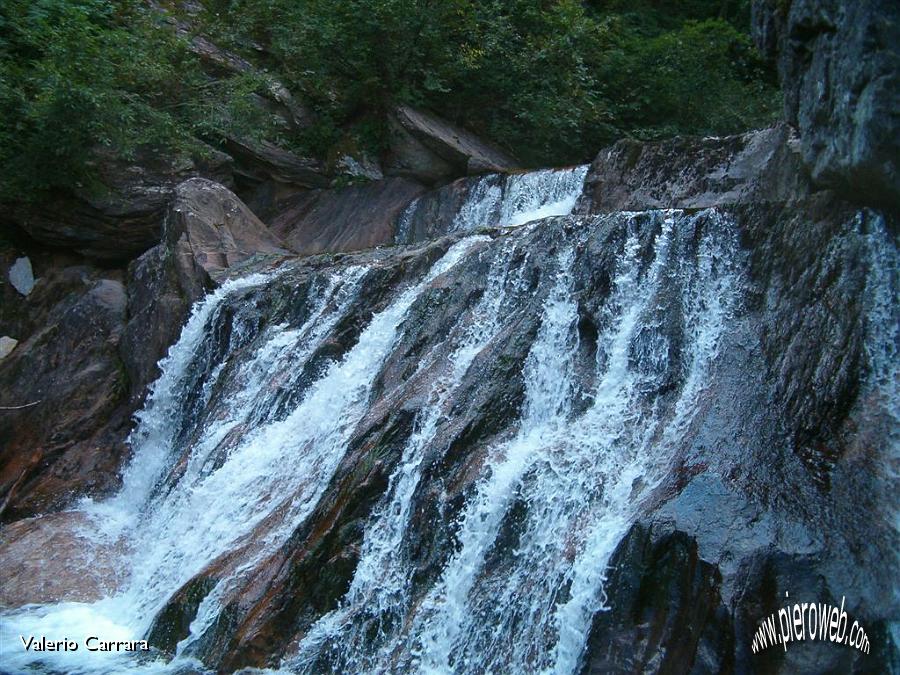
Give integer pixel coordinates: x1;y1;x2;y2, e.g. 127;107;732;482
203;0;778;165
0;0;272;201
1;0;780;201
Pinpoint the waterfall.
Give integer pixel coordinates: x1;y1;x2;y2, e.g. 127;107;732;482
451;166;589;231
395;165;588;244
3;167;895;674
0;238;487;674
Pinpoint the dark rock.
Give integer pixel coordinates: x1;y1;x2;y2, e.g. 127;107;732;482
581;522;731;675
224;138;330;189
3;148;234;262
578;124;810;213
270;178;427;256
752;0;900;210
0;266;131;520
121;178;289;401
385;105;518;184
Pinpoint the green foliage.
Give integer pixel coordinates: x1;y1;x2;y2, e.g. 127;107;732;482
1;0;779;201
204;0;778;165
0;0;274;201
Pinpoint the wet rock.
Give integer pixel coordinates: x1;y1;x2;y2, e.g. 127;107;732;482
270;178;426;256
0;512;127;607
581;522;731;675
8;257;34;296
120;244;193;404
161;197;895;671
4;148;234;261
0;267;131;521
394;175;499;244
578;124;809;213
385;105;518;184
752;0;900;209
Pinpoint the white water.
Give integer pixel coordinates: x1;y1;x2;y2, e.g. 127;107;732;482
396;165;588;243
396;211;741;675
0;208;745;675
292;239;523;672
4;183;893;675
0;239;485;675
451;166;589;232
276;209;743;675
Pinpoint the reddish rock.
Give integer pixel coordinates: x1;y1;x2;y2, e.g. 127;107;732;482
0;512;128;607
0;267;132;521
270;178;426;256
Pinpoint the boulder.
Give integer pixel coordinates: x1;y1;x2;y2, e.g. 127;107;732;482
752;0;900;209
578;124;810;213
0;266;131;521
121;178;289;401
4;148;234;261
385;105;519;184
164;178;289;282
270;178;426;256
224;138;330;189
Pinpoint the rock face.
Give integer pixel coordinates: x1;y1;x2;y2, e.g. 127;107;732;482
0;177;290;521
4;149;234;262
121;181;895;674
752;0;900;209
224;138;330;189
270;178;426;256
0;266;131;520
386;105;519;184
577;124;809;213
121;178;288;401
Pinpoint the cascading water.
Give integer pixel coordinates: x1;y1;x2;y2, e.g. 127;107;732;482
450;166;590;231
288;209;744;675
395;165;589;244
2;174;896;674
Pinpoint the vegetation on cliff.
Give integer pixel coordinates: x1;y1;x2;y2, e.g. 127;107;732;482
0;0;778;201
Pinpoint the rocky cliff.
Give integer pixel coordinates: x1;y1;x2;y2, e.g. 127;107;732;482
752;0;900;209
